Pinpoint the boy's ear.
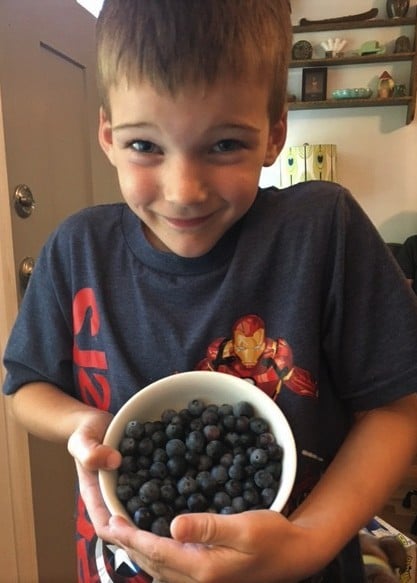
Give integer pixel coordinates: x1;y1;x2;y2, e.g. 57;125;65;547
98;106;116;166
263;112;288;167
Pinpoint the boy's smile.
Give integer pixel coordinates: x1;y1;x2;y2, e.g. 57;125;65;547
99;78;287;257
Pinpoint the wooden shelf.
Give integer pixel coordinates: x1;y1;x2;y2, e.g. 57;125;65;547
293;16;416;34
290;53;416;69
288;96;412;110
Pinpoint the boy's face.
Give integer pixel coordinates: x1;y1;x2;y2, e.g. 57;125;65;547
99;77;287;258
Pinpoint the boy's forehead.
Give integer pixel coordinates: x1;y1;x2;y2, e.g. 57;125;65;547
106;77;272;126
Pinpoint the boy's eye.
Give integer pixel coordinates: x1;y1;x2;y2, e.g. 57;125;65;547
129;140;161;154
213;139;244;153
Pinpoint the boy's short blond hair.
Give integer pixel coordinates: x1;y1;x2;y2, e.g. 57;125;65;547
96;0;292;123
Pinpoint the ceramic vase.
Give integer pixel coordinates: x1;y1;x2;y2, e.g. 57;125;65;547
386;0;410;18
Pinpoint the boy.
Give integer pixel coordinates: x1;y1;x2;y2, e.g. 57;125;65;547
3;1;417;582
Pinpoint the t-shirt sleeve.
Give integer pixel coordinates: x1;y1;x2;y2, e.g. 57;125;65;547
3;232;75;396
321;190;417;412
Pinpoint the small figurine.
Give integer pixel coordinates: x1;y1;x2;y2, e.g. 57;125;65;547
394;35;412;53
386;0;410;18
378;71;395;98
320;38;347;58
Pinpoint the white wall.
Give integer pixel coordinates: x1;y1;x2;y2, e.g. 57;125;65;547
260;0;417;243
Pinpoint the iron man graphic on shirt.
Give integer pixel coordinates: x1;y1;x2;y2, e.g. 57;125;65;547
196;314;318;401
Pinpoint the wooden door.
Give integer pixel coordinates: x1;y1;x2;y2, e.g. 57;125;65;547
0;1;118;581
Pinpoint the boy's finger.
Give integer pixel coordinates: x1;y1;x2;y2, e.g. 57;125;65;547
68;431;121;470
170;512;244;547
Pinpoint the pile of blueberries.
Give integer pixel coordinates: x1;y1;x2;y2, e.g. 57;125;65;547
116;398;283;537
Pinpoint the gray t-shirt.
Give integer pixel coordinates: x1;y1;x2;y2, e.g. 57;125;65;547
4;182;417;582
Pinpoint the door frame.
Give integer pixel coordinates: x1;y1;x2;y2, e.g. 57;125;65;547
0;86;38;581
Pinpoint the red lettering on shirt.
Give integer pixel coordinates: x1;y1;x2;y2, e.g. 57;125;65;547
77;369;111;411
73;288;111;411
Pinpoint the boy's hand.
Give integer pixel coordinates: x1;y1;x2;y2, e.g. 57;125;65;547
67;412;121;539
106;509;321;583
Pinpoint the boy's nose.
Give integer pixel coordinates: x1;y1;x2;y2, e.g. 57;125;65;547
163;158;207;205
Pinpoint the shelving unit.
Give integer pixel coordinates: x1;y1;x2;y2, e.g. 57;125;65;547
288;13;417;124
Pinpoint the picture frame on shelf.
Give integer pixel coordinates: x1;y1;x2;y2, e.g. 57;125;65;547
302;68;327;101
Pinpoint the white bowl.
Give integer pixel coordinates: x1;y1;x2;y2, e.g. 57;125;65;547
99;371;297;520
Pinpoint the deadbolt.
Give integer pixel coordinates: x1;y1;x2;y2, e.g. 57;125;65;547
14;184;36;218
19;256;35;293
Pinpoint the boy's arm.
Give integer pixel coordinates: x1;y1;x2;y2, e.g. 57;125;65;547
106;393;417;583
9;382;113;445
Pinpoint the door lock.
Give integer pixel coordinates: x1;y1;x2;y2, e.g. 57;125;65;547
13;184;36;218
19;256;35;294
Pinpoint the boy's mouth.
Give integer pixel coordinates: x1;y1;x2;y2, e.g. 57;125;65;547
165;214;214;229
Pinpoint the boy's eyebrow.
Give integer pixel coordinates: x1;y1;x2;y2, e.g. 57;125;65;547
112;122;261;134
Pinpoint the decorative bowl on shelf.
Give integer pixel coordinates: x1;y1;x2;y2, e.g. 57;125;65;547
332;88;373;100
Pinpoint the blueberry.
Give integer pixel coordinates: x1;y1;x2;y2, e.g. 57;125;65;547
265;461;282;480
119;456;138;473
188;399;205;417
220;506;235;514
196;472;217;496
201;409;219;425
221;414;236;430
126;495;144;516
189;417;204;431
203;424;221;441
218;403;233;417
250;448;269;468
186;430;206;453
151;517;171;537
233;401;255;417
267;443;284;461
254;469;274;489
167;455;188;477
232;496;247;513
150;461;168;480
139;481;160;504
235;416;250;433
249;417;269;435
196;454;212;471
174;495;187;511
228;463;245;481
160;482;177;503
261;487;277;507
213;491;231;510
151;429;167;448
166;438;186;458
177;475;197;496
210;464;229;485
258;432;276;447
151;500;170;517
137;436;154;456
243;487;260;506
165;422;184;440
125;420;145;439
219;452;234;467
119;437;137;455
153;448;168;463
224;432;240;448
225;479;242;498
161;408;178;424
187;492;209;512
116;484;133;501
137;455;151;469
206;440;224;460
133;507;153;530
